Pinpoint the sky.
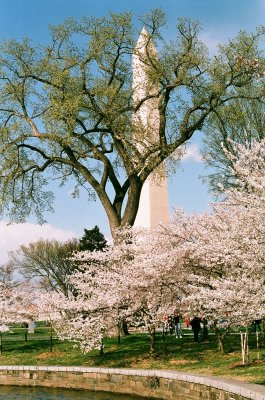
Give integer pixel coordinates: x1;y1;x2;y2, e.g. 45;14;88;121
0;0;265;262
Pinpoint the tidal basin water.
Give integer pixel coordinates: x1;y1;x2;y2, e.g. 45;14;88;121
0;386;145;400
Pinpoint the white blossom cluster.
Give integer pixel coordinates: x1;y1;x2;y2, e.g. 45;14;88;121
1;140;264;353
40;140;265;352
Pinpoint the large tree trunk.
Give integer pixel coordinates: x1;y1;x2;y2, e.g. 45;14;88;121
148;325;156;357
98;175;142;240
99;341;104;356
117;322;121;345
261;318;265;346
214;323;228;354
121;318;130;336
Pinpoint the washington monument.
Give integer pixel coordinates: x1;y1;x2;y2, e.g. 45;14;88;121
132;28;169;228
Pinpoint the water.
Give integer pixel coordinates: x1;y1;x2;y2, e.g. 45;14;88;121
0;386;145;400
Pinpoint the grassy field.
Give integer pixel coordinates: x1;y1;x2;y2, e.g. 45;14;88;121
0;326;264;386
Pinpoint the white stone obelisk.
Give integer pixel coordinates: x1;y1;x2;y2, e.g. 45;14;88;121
133;28;169;228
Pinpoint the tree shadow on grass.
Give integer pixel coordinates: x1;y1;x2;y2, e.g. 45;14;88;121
4;339;56;354
88;333;216;368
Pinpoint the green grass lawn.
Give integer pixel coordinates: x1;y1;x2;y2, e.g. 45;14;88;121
0;327;264;386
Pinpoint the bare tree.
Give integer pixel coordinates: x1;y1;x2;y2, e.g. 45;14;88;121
8;238;79;295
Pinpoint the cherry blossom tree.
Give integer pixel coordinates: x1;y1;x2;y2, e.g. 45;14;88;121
0;281;38;350
48;140;265;359
36;291;65;352
51;227;186;356
163;140;265;353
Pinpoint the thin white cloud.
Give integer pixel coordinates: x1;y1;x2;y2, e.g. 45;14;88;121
182;143;202;163
0;222;78;264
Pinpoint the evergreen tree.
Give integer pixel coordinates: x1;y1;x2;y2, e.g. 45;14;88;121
79;226;107;252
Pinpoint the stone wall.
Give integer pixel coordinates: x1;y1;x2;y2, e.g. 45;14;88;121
0;366;264;400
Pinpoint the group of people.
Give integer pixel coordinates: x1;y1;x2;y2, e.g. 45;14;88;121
162;312;208;342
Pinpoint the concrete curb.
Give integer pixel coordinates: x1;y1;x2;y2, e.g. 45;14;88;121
0;366;264;399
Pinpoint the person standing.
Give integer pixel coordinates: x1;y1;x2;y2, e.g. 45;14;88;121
254;319;262;332
189;316;202;342
168;315;174;335
162;314;169;335
173;311;183;338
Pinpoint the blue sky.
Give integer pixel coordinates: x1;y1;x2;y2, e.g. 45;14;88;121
0;0;265;260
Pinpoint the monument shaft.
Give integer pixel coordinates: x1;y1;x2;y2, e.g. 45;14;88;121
132;28;169;228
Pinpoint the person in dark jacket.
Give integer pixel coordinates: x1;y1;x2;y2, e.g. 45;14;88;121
173;311;183;338
254;319;262;332
189;316;202;342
